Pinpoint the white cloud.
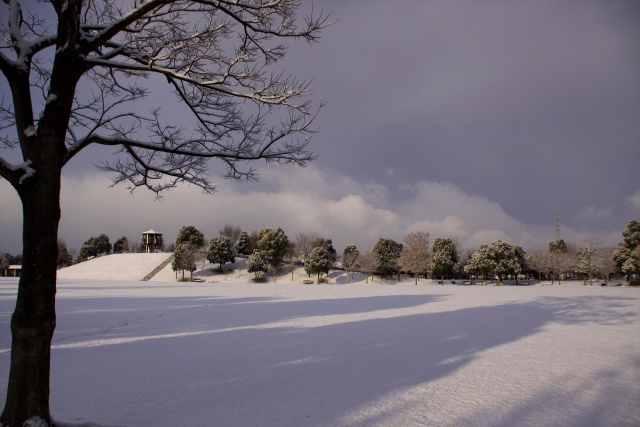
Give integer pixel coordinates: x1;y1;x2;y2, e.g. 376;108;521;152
0;166;623;255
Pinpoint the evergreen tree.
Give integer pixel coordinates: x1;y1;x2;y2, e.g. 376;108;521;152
465;240;522;285
513;245;527;284
79;234;111;260
373;237;403;280
172;243;198;280
613;220;640;281
112;236;129;254
175;225;205;248
490;240;522;285
430;238;459;283
464;245;494;283
247;251;268;279
549;239;568;254
312;237;337;266
56;239;72;268
0;253;9;276
207;236;235;272
304;246;332;282
236;232;251;256
256;228;289;270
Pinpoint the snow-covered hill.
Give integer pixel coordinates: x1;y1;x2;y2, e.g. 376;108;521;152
56;253;172;281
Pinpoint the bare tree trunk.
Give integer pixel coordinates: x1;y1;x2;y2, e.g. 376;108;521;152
2;171;61;426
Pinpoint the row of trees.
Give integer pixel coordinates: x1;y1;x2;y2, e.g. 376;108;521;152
39;220;639;285
170;220;640;285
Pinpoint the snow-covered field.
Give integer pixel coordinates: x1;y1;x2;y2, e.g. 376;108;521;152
1;254;639;427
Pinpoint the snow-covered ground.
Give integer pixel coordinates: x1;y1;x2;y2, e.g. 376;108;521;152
56;253;172;281
1;254;639;427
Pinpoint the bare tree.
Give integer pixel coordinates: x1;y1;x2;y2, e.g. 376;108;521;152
218;224;242;251
284;242;298;281
576;237;601;286
295;231;320;261
526;249;553;283
341;244;359;284
0;1;329;425
358;251;378;284
549;239;576;285
398;231;430;285
598;247;618;283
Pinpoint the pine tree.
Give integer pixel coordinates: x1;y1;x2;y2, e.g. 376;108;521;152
373;237;403;280
489;240;522;285
172;244;186;279
79;234;111;260
312;237;337;266
56;239;72;268
256;228;289;270
176;225;205;248
430;238;459;284
304;246;332;282
207;236;235;272
247;251;268;279
613;220;640;282
113;236;129;254
236;232;251;256
464;245;494;283
465;240;524;285
172;243;198;280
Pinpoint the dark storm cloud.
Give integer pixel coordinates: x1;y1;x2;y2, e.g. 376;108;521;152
286;0;640;229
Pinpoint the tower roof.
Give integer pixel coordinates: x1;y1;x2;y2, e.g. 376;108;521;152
142;229;162;235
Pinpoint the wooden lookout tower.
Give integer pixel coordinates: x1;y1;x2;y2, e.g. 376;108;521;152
141;229;163;253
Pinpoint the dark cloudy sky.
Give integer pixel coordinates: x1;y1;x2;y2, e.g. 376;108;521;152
1;0;639;255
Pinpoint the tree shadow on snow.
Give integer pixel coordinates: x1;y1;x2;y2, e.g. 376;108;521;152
2;289;638;427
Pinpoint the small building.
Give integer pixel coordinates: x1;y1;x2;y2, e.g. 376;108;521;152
141;230;163;253
4;265;21;277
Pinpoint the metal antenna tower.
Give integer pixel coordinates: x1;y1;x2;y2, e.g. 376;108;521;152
555;213;560;241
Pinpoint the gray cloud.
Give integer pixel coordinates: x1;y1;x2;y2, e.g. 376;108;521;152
1;0;638;255
0;166;627;255
286;0;640;231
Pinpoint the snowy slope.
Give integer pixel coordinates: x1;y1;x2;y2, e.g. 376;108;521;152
1;260;639;427
56;253;172;281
